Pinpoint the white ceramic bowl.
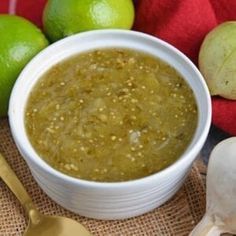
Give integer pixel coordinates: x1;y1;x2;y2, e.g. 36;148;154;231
8;30;211;220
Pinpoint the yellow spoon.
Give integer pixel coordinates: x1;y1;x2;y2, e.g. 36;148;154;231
0;153;92;236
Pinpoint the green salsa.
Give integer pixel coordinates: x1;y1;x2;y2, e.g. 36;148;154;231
25;48;198;182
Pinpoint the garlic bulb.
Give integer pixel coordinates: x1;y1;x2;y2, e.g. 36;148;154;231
190;137;236;235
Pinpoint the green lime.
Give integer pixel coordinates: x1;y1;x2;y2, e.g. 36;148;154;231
0;15;48;117
43;0;135;42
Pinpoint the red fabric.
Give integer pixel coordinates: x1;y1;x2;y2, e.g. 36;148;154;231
212;97;236;135
0;0;9;12
16;0;47;28
0;0;46;27
134;0;217;64
0;0;236;135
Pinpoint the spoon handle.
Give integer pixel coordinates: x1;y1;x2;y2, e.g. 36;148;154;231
0;153;41;224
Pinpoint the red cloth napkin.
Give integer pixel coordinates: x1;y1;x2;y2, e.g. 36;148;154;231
0;0;236;135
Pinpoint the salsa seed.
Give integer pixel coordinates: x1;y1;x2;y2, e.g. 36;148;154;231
138;152;143;157
64;164;71;170
131;147;136;151
99;114;107;122
131;98;137;103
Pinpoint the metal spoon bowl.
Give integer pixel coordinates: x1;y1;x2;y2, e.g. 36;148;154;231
0;153;92;236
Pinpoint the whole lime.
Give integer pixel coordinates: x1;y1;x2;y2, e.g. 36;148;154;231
43;0;135;42
0;15;48;117
199;21;236;100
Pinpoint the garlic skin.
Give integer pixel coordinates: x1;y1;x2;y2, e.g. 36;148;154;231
199;22;236;100
190;137;236;235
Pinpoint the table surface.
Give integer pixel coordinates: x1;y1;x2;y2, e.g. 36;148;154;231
201;125;231;165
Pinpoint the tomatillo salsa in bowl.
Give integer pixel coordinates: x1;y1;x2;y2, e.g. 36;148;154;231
24;48;198;182
9;30;211;220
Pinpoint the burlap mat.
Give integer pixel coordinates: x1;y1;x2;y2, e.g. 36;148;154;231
0;118;207;236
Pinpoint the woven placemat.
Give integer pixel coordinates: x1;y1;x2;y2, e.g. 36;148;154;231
0;118;206;236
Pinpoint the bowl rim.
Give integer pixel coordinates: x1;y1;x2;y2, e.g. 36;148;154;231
8;29;212;189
